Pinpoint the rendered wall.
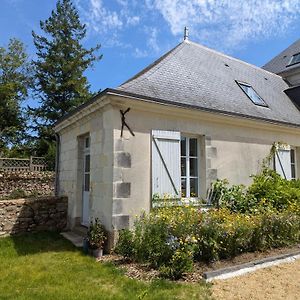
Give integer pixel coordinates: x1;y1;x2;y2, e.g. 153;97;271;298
57;106;114;231
111;99;300;228
56;96;300;239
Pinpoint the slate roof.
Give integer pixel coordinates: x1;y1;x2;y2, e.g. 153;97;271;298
262;39;300;75
116;40;300;127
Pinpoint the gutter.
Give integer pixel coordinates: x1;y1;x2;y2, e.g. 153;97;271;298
54;133;60;196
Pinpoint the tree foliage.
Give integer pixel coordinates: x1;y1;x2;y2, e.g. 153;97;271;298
30;0;102;165
0;39;31;152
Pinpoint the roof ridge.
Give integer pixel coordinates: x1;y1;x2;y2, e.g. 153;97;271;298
187;40;284;79
118;42;185;88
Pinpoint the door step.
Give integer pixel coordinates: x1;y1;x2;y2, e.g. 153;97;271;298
73;225;88;237
60;229;86;248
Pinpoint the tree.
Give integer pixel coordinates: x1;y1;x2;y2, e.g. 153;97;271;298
0;39;31;154
31;0;102;164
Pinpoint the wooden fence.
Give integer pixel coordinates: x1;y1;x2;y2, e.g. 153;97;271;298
0;156;47;172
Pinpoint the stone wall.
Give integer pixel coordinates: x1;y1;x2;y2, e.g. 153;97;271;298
0;171;55;199
0;196;67;236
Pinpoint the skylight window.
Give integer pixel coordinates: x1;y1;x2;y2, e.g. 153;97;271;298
288;53;300;66
236;81;268;107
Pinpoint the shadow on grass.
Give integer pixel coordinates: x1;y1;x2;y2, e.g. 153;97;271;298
3;231;77;256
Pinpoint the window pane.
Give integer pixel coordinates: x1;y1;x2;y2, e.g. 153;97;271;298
190;158;198;176
290;53;300;65
85;137;90;148
181;158;186;176
189;138;198;157
291;164;296;179
291;149;295;164
181;178;186;198
85;155;90;172
84;174;90;191
238;82;267;107
181;137;186;156
190;178;198;197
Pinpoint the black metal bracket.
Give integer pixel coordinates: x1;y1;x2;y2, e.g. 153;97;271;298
120;108;135;137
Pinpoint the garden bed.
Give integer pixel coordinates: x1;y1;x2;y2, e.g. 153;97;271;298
114;169;300;280
100;244;300;283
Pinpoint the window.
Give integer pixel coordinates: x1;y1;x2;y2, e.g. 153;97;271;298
236;81;268;107
181;137;199;198
151;130;200;200
85;137;90;149
291;148;296;180
288;53;300;66
274;146;296;180
152;130;181;198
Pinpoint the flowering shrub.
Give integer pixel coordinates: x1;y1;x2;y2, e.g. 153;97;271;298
115;169;300;279
115;206;300;279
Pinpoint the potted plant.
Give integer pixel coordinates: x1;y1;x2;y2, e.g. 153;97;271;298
86;218;107;258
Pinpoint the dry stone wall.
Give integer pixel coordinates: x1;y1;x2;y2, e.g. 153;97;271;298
0;171;55;199
0;196;67;236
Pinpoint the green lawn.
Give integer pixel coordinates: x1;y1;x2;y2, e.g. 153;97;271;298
0;232;212;300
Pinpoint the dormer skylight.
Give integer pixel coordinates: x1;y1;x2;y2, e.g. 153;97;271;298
236;81;268;107
287;53;300;66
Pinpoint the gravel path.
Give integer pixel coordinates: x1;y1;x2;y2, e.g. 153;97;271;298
212;259;300;300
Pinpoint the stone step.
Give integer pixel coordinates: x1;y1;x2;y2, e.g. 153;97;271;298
73;225;88;237
60;231;84;248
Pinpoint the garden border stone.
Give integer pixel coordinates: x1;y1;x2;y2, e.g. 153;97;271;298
203;249;300;282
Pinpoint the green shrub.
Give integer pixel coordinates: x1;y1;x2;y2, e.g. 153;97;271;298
159;247;193;280
114;229;134;258
132;215;173;268
212;169;300;213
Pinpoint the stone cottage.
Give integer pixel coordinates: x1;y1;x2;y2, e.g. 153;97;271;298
54;36;300;244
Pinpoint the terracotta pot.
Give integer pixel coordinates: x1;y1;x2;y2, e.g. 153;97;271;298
92;248;103;258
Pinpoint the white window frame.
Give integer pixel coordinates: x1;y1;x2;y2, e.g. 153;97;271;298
180;135;200;198
274;145;297;180
83;136;90;192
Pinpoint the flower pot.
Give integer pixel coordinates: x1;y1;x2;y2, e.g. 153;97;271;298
82;238;89;255
92;248;103;258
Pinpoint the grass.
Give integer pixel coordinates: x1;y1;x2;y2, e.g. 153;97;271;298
0;232;212;300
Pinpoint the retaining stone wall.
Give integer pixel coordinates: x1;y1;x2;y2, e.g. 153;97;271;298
0;171;55;199
0;196;67;236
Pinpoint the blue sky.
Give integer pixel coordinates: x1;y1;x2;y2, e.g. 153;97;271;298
1;0;300;108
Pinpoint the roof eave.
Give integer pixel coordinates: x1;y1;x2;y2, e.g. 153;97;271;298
110;89;300;128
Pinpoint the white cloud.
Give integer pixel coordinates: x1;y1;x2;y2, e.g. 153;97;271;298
134;47;149;58
126;15;140;26
76;0;140;36
145;27;160;52
85;0;123;32
147;0;300;49
76;0;300;54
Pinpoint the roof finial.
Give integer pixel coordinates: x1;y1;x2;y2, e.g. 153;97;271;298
183;26;189;41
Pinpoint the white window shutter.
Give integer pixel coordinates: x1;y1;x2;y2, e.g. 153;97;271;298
152;130;181;198
274;148;292;180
